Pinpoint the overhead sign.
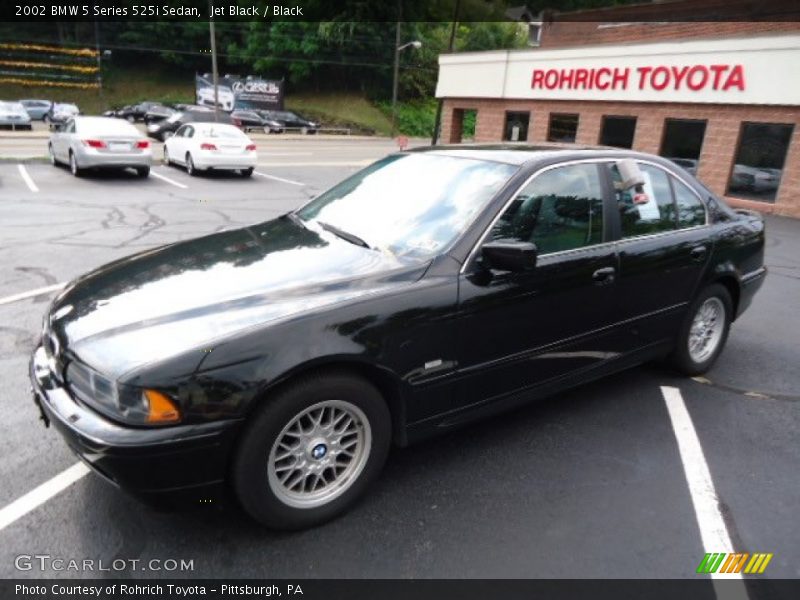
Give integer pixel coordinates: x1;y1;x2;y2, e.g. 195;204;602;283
436;34;800;106
195;74;284;112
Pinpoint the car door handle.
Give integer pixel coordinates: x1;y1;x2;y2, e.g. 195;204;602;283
690;245;708;261
592;267;616;285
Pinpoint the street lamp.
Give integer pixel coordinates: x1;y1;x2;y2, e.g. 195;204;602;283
391;35;422;137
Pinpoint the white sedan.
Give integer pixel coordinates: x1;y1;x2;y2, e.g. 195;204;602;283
163;123;257;177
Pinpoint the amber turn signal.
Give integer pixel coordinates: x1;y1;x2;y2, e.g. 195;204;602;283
143;389;181;424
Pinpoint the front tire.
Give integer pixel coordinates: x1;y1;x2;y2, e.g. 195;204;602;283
48;143;58;166
671;284;733;376
232;370;391;530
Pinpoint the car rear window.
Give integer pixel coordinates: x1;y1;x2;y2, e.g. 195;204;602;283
198;126;246;139
77;119;140;136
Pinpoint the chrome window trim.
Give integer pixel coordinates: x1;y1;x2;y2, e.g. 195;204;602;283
460;156;710;274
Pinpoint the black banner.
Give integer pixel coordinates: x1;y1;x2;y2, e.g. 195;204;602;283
4;579;800;600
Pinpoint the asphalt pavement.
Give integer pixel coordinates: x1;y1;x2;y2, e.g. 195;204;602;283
0;132;797;582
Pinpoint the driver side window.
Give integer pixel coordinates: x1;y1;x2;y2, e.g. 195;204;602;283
490;163;605;255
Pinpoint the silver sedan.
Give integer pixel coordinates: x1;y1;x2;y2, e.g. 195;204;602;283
48;116;153;177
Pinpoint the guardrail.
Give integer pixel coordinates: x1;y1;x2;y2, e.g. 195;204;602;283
242;126;351;135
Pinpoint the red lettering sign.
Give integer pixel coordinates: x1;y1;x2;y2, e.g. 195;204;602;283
531;64;745;93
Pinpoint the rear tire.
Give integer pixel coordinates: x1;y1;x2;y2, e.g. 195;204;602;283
240;167;254;178
69;152;84;177
186;153;198;176
670;284;733;376
232;370;391;530
136;166;150;178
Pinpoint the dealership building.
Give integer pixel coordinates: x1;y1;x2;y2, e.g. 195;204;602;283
435;12;800;217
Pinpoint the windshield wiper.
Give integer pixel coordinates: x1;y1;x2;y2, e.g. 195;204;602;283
283;211;308;229
317;221;371;249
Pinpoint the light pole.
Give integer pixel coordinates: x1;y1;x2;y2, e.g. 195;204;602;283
391;38;422;137
208;2;220;122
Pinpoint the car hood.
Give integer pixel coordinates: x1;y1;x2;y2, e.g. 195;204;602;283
48;217;426;379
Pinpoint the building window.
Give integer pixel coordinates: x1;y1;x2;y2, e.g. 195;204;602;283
448;108;477;144
504;111;530;142
660;119;707;176
599;116;636;148
547;113;579;143
727;122;794;203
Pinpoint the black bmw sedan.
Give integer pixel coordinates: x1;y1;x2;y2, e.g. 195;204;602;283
30;145;766;529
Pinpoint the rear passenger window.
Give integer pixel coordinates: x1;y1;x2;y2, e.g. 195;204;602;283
490;163;604;255
674;179;706;228
610;163;676;237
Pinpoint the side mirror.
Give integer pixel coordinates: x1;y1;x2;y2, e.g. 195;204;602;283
163;131;174;139
52;123;63;132
616;159;645;190
481;240;538;272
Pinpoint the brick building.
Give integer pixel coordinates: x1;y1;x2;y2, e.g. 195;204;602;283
435;6;800;217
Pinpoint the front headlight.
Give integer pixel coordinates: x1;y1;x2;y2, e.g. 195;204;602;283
66;361;180;426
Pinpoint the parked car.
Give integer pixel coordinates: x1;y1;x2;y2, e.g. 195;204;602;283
117;101;163;122
30;146;766;529
257;109;319;133
230;109;279;132
48;116;152;177
196;86;234;111
45;102;80;127
0;101;33;130
163;122;256;177
143;104;176;125
146;110;232;141
19;99;53;120
666;157;698;176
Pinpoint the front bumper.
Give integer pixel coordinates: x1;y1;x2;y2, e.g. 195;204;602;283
29;345;242;505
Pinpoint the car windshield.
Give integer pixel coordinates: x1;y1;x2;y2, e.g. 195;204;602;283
166;112;184;123
296;154;518;260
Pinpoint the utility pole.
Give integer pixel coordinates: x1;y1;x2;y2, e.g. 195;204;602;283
431;0;461;145
93;19;103;103
209;2;220;122
391;16;401;138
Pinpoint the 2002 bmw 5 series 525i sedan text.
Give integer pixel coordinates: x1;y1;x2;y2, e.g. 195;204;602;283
30;145;766;529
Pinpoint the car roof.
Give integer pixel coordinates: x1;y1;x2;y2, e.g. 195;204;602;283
408;143;674;167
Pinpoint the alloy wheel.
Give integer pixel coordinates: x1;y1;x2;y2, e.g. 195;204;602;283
267;400;372;509
688;297;725;363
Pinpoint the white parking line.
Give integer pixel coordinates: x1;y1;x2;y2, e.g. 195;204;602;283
151;169;188;189
661;386;750;598
0;283;65;306
258;160;371;167
0;463;89;533
17;164;39;192
254;171;305;186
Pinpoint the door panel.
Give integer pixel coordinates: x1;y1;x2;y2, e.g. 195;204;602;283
608;162;711;345
453;162;623;411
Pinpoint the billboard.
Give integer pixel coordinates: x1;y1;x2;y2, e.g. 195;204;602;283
195;74;284;112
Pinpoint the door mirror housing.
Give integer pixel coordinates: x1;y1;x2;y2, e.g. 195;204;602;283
481;240;538;272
